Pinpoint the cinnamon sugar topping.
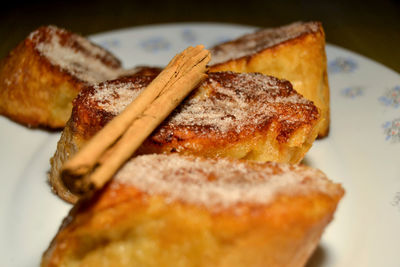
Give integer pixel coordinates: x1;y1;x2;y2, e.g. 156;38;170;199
89;72;318;135
30;25;123;84
115;154;340;211
167;72;314;134
210;21;320;65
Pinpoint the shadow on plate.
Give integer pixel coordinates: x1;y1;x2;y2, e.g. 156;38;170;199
306;245;326;267
300;155;315;168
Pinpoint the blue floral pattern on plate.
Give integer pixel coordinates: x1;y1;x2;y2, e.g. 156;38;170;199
328;57;358;74
383;118;400;143
181;29;197;43
379;85;400;108
341;86;365;98
140;37;170;53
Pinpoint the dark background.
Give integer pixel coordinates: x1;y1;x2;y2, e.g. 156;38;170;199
1;0;400;72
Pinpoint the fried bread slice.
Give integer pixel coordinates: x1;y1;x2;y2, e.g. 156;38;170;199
0;25;123;128
42;154;344;267
49;69;321;203
209;21;330;138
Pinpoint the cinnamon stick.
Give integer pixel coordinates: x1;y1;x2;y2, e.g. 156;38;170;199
62;45;211;194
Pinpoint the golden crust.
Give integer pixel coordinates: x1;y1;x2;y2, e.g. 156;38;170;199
49;70;322;203
42;155;344;267
0;25;122;128
209;21;330;138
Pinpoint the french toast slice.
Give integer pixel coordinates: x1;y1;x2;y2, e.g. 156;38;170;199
0;25;123;128
42;154;344;267
209;21;330;138
49;69;322;203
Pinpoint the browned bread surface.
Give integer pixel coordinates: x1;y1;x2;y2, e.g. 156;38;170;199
0;25;123;128
49;69;322;203
209;21;330;138
42;154;344;267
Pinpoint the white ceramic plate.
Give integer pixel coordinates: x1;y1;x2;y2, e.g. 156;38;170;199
1;23;399;267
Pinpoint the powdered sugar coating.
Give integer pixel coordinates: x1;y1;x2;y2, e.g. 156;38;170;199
93;81;145;114
88;72;318;136
210;21;320;65
115;154;341;211
29;25;123;84
89;75;154;115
